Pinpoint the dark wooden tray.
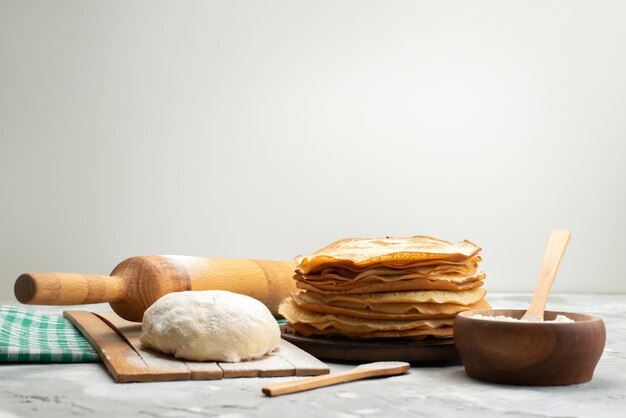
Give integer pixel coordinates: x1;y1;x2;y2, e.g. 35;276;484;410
281;326;461;365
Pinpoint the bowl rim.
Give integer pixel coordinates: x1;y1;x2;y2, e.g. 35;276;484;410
456;309;603;324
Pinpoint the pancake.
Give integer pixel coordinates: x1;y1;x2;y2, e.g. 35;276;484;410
298;269;485;285
292;291;491;319
313;257;482;281
296;278;484;294
328;298;492;315
296;236;481;274
279;298;453;332
288;322;454;340
304;287;486;306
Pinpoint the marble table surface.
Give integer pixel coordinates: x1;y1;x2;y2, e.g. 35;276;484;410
1;293;624;418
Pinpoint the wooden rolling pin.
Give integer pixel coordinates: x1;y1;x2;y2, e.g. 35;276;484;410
15;256;297;322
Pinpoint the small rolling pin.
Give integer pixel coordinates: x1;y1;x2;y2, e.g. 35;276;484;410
15;256;296;322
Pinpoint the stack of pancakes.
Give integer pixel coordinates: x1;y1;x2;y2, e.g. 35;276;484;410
279;236;490;340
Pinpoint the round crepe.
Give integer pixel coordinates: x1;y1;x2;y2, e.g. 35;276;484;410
287;322;454;340
298;269;485;284
313;257;482;280
329;298;491;315
296;236;481;274
303;287;487;306
292;291;491;319
279;298;454;332
296;277;485;294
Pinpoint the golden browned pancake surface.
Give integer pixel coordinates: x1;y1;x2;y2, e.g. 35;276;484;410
296;236;481;274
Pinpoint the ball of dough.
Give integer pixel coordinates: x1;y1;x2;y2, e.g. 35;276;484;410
140;290;280;362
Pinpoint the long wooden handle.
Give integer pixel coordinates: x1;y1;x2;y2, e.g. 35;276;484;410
523;229;571;321
262;363;410;397
262;369;380;396
15;272;125;305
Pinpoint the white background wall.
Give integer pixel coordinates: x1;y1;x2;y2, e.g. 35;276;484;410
1;0;625;301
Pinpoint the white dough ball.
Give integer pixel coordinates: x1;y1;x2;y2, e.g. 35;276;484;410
140;290;280;362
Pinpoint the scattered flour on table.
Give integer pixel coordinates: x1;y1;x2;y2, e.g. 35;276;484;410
335;391;359;399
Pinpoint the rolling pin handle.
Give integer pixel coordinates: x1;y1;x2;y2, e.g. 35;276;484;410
14;272;125;306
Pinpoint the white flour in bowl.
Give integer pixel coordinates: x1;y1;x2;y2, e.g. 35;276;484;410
470;314;575;323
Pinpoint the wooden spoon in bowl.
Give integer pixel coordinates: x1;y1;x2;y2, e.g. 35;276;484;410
522;229;571;321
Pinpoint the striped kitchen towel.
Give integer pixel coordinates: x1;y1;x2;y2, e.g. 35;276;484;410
0;305;100;362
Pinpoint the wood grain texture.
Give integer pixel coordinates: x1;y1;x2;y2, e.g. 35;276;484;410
185;361;225;380
108;256;193;322
454;309;606;385
99;311;224;380
15;273;124;305
274;339;330;376
64;310;328;383
252;260;299;316
523;229;571;321
219;353;294;378
262;362;410;396
16;256;297;321
64;311;150;383
95;312;192;381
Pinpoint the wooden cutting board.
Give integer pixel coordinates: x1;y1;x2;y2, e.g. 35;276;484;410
64;311;329;383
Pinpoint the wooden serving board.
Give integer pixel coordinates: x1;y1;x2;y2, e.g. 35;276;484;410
64;311;329;383
281;326;461;365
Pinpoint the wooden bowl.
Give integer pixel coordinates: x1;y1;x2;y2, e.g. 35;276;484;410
454;309;605;385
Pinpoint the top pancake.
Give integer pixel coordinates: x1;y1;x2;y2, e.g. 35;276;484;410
296;236;481;274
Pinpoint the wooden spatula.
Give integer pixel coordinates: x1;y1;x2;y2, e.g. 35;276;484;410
522;229;571;321
261;361;410;396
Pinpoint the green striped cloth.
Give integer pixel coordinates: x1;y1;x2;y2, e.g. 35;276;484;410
0;305;100;363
